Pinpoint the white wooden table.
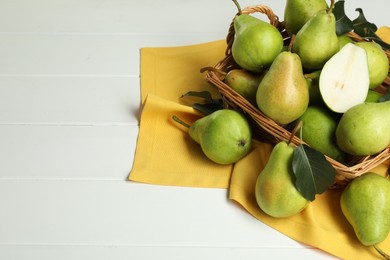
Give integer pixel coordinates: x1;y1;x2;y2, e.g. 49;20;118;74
0;1;386;259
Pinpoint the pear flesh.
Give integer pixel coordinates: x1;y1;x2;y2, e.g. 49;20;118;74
341;172;390;246
189;109;252;165
336;101;390;156
255;142;309;218
256;51;309;125
232;14;284;72
319;43;369;113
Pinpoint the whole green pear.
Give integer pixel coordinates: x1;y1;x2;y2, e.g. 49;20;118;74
283;0;328;36
355;41;389;89
336;101;390;156
256;51;309;125
224;69;265;105
341;172;390;247
186;109;252;164
255;141;309;218
231;5;283;72
292;6;339;70
297;106;346;163
365;90;384;103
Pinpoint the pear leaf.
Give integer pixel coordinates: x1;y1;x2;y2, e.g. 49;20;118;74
333;0;353;36
351;8;390;50
379;91;390;102
292;144;336;201
181;91;223;115
352;8;377;37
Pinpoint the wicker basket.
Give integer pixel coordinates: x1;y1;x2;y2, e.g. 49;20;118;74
204;5;390;187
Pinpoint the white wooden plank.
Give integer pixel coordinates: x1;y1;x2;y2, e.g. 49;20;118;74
0;0;386;33
0;76;139;124
0;125;137;180
0;34;225;77
0;180;334;259
0;245;334;260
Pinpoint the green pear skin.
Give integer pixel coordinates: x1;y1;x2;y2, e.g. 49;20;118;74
298;106;346;163
292;9;339;70
284;0;328;36
305;70;324;106
365;90;384;103
256;51;309;125
341;172;390;246
255;142;309;218
355;41;389;89
189;109;252;164
232;14;284;72
336;101;390;156
224;69;264;105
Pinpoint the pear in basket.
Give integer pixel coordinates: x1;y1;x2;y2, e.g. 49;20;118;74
284;0;328;36
231;0;283;72
256;51;309;125
336;101;390;156
292;0;339;70
355;41;389;89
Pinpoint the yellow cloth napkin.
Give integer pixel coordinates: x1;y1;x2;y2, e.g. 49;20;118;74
130;40;233;188
129;32;390;259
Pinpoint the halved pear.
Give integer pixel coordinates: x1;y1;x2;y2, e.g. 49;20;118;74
319;43;370;113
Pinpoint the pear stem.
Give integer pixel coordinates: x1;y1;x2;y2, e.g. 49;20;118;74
172;115;190;128
232;0;242;15
328;0;335;14
374;245;390;259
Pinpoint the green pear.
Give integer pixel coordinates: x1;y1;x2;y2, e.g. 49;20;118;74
355;41;389;89
256;51;309;125
231;0;283;72
224;69;265;105
319;43;369;113
255;141;309;218
336;101;390;156
173;109;252;164
292;2;339;70
305;70;324;106
283;0;328;36
338;34;353;50
341;172;390;247
297;106;346;163
365;90;384;103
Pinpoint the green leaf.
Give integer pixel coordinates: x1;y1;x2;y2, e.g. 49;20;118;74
333;0;353;36
379;91;390;102
181;91;223;115
292;144;336;201
350;8;390;50
352;8;377;37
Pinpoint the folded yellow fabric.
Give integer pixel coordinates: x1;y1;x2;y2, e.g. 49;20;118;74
377;26;390;43
129;38;390;259
130;40;233;188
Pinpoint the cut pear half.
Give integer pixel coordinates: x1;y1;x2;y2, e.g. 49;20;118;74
319;43;369;113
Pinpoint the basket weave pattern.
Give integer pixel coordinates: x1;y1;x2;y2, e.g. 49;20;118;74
205;5;390;186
